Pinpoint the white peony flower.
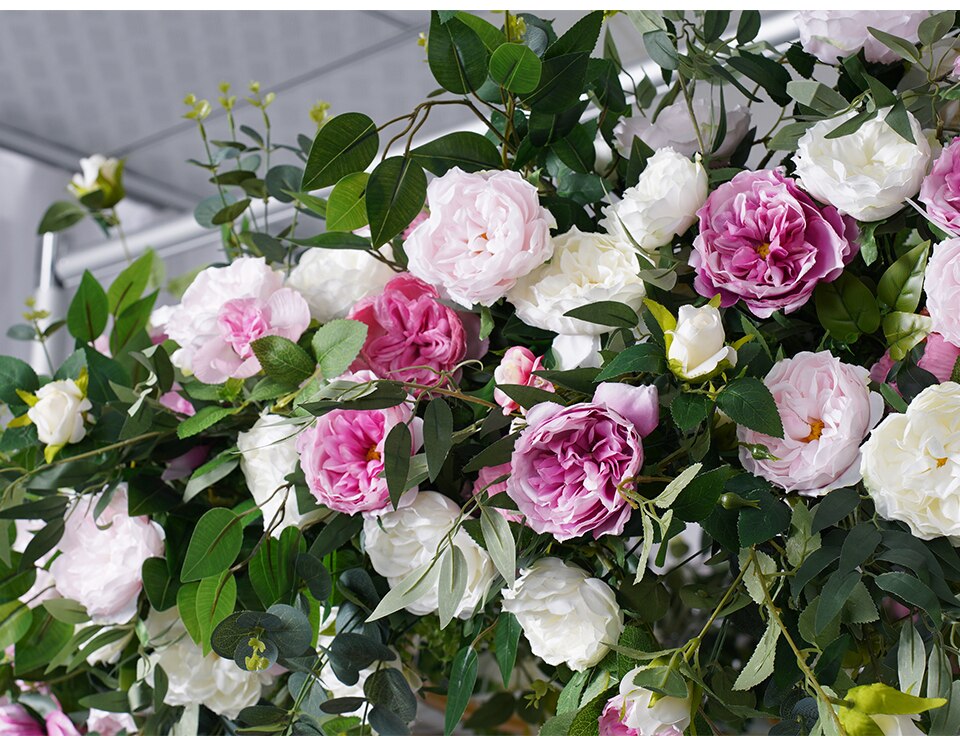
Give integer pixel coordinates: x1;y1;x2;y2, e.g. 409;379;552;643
143;607;266;720
796;11;928;65
12;519;58;609
601;148;708;253
85;625;133;666
507;227;646;370
794;108;931;222
237;414;325;537
287;247;395;323
861;382;960;543
871;714;925;736
86;708;136;736
614;97;751;159
363;491;495;618
620;665;693;735
50;487;164;625
500;557;623;672
27;379;91;451
666;304;737;381
68;155;123;206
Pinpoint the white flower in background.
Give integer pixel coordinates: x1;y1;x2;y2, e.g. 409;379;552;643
68;155;124;206
666;304;737;381
143;607;266;720
796;11;928;65
614;97;751;159
507;228;646;370
237;414;324;537
12;519;57;609
500;557;623;672
85;625;134;666
86;708;137;736
620;664;693;735
870;714;926;736
26;377;92;461
50;487;164;625
601;148;708;253
287;247;395;323
861;382;960;543
363;491;495;618
148;304;176;341
794;108;931;222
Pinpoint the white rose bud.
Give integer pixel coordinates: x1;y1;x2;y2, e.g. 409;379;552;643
27;378;92;457
795;108;931;222
363;492;495;619
619;665;693;735
500;557;623;672
69;154;124;207
601;148;708;253
666;304;737;381
237;414;325;537
861;382;960;543
287;247;395;323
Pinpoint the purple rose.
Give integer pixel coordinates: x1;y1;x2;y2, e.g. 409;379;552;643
690;169;858;318
920;137;960;235
506;383;658;541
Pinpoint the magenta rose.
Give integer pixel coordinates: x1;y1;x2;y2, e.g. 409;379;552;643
506;383;659;541
0;704;44;736
920;137;960;235
471;462;522;523
493;346;555;415
690;169;858;318
925;238;960;347
348;274;467;389
297;371;423;515
599;695;640;736
870;331;960;386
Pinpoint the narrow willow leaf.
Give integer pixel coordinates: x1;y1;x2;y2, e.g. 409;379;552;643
733;619;780;690
437;545;467;629
480;507;516;586
654;463;702;509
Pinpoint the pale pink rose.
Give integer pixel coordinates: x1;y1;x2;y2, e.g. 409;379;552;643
870;332;960;386
0;704;44;736
165;257;311;384
920;137;960;235
86;708;136;736
404;168;556;308
92;335;111;357
506;383;659;541
796;11;928;65
738;351;884;497
599;695;640;736
925;238;960;348
493;347;555;415
402;210;429;240
471;462;522;523
348;274;467;389
158;386;195;417
43;712;80;736
297;371;423;515
50;487;164;624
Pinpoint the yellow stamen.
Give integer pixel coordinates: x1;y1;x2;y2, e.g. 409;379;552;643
801;418;824;443
937;457;948;468
365;446;381;462
757;242;771;258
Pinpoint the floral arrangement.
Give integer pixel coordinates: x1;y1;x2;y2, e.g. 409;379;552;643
5;9;960;736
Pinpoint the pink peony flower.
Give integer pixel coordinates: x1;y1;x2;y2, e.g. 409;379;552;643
471;462;522;523
165;257;311;385
738;351;884;497
690;169;858;318
347;274;467;389
50;487;165;624
870;331;960;386
506;383;659;541
43;712;80;736
0;704;44;736
158;386;195;417
925;238;960;348
920;137;960;235
86;708;136;736
599;695;640;736
493;347;555;415
404;168;556;308
161;445;211;482
297;371;423;515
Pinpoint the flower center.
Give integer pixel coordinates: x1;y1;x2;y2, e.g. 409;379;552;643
757;241;771;258
937;456;948;468
217;298;270;360
365;445;381;462
802;418;825;443
479;232;488;240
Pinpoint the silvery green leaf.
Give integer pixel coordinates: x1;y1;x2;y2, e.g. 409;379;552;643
898;624;926;696
655;463;702;509
733;618;779;690
741;549;777;605
481;507;516;586
366;560;441;622
438;545;467;629
635;512;655;584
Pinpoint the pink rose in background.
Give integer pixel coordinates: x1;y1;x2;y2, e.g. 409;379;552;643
471;462;522;523
161;445;211;482
870;331;960;386
158;386;195;417
599;695;640;736
348;274;467;389
86;708;136;736
297;371;423;515
43;712;80;736
165;257;311;385
0;704;44;736
738;351;884;497
404;168;556;308
690;169;858;318
50;487;164;624
507;383;659;541
493;347;555;415
920;137;960;235
796;11;928;64
925;239;960;348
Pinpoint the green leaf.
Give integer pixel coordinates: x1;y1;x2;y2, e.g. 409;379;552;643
249;527;303;607
409;131;502;176
867;26;920;62
445;646;479;736
309;512;364;558
919;11;955;46
643;30;678;70
489;42;542;93
875;572;941;622
672;466;736;522
671;392;713;432
181;508;244;582
15;612;72;675
67;270;109;343
312;319;368;379
142;557;179;611
787;80;849;114
885;100;917;144
195;572;237;655
365;156;427;248
194;193;237;228
898;624;926;696
564;301;639;328
493;384;561;411
825;108;879;140
736;10;761;44
878;240;929;312
424;398;454;482
522;52;590;113
883;312;932;361
110;291;158;356
428;12;489;94
480;506;516;586
326;172;370;232
0;602;32;650
176;405;239;440
0;356;39;412
38;200;86;234
811;487;860;534
546;10;602;58
703;10;730;42
177;582;202;643
728;51;792;106
293;231;370;250
184;454;238;503
107;249;154;316
264;164;303;203
286;191;327;218
717;377;783;438
631;667;688;698
301;112;379;191
494;612;521;687
251;335;316;385
815;272;881;343
463;432;517;473
41;597;88;625
437;545;468;629
815;570;861;634
366;668;417;723
211;198;251;225
733;619;780;690
655;463;702;509
384;421;412;509
596;344;665;380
